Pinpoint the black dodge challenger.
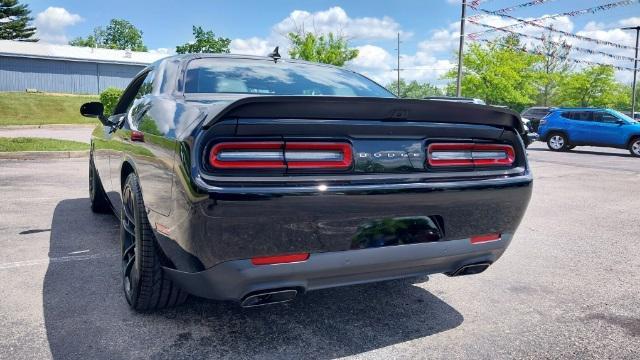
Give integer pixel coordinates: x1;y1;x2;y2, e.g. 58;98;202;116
81;54;532;311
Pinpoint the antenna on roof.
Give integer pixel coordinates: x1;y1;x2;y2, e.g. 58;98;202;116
268;46;281;63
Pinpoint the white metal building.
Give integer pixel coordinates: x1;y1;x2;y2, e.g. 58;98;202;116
0;40;167;94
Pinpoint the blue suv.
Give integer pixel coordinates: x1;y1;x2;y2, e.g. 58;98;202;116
538;108;640;157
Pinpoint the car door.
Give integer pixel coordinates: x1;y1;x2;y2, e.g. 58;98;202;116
104;70;152;214
107;69;177;217
567;111;597;145
591;111;627;147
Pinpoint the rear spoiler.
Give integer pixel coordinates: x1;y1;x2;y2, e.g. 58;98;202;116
201;96;524;133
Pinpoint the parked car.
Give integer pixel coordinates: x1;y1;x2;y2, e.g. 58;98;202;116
538;108;640;157
625;112;640;120
521;117;539;147
521;106;553;133
81;54;532;311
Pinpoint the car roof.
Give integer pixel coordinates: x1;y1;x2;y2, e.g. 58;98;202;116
156;53;350;72
552;107;608;111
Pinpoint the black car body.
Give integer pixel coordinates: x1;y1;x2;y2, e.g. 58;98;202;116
83;54;532;310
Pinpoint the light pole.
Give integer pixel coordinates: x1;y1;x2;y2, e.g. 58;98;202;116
456;0;467;97
622;26;640;116
397;32;401;97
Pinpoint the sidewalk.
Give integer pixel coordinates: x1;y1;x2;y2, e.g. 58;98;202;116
0;125;94;143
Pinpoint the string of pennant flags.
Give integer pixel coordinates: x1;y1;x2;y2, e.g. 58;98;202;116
468;0;639;50
467;0;555;21
468;19;639;62
472;38;638;72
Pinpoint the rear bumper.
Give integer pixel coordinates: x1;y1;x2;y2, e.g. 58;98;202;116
163;234;512;301
156;173;532;272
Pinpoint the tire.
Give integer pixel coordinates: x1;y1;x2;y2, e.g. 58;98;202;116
89;158;111;213
121;173;187;311
547;133;569;151
629;138;640;157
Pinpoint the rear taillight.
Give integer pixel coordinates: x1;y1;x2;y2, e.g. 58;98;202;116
251;253;310;265
209;141;352;170
285;142;352;169
470;233;501;244
209;142;285;169
427;143;515;167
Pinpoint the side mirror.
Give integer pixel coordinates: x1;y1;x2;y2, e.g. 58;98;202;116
80;102;111;126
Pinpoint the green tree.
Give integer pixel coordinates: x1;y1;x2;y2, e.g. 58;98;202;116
0;0;37;41
175;26;230;54
445;35;542;111
99;87;123;116
70;19;146;51
288;32;358;66
534;31;572;106
386;79;443;98
555;65;620;108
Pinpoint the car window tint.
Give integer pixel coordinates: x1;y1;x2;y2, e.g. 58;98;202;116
184;58;394;97
575;111;592;121
594;112;619;124
561;111;574;119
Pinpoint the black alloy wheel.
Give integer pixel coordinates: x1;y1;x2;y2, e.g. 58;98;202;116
120;173;187;311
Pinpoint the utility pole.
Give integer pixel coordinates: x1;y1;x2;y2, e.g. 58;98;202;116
622;26;640;116
396;32;401;97
456;0;467;97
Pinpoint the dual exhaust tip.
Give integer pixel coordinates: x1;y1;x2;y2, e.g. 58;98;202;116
447;262;492;277
240;289;298;308
241;263;492;307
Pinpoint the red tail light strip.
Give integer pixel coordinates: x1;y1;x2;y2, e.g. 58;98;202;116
251;253;310;265
209;142;285;169
428;143;515;167
470;233;502;244
209;141;353;170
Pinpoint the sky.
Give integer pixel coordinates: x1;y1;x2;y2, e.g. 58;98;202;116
24;0;640;85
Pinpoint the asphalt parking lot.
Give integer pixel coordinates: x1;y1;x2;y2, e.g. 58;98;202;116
0;142;638;359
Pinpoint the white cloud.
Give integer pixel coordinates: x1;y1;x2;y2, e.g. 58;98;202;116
618;17;640;28
230;37;273;56
272;7;408;40
34;7;83;44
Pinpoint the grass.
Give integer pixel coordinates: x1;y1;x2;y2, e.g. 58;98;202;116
0;92;98;126
0;137;89;152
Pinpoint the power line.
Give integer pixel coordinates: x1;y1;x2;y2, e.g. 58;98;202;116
469;19;640;62
468;0;639;50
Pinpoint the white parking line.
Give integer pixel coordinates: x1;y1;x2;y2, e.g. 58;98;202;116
0;253;116;270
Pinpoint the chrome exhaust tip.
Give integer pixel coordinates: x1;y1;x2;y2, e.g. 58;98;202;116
446;262;492;277
240;289;298;308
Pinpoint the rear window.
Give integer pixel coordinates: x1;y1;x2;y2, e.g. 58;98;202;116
184;58;394;97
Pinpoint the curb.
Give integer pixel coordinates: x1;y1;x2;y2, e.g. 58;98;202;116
0;124;96;130
0;150;89;160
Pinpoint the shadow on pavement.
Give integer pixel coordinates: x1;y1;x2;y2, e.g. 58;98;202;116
44;198;463;359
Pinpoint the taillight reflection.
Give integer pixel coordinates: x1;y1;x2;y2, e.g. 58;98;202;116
209;141;352;170
427;143;515;167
